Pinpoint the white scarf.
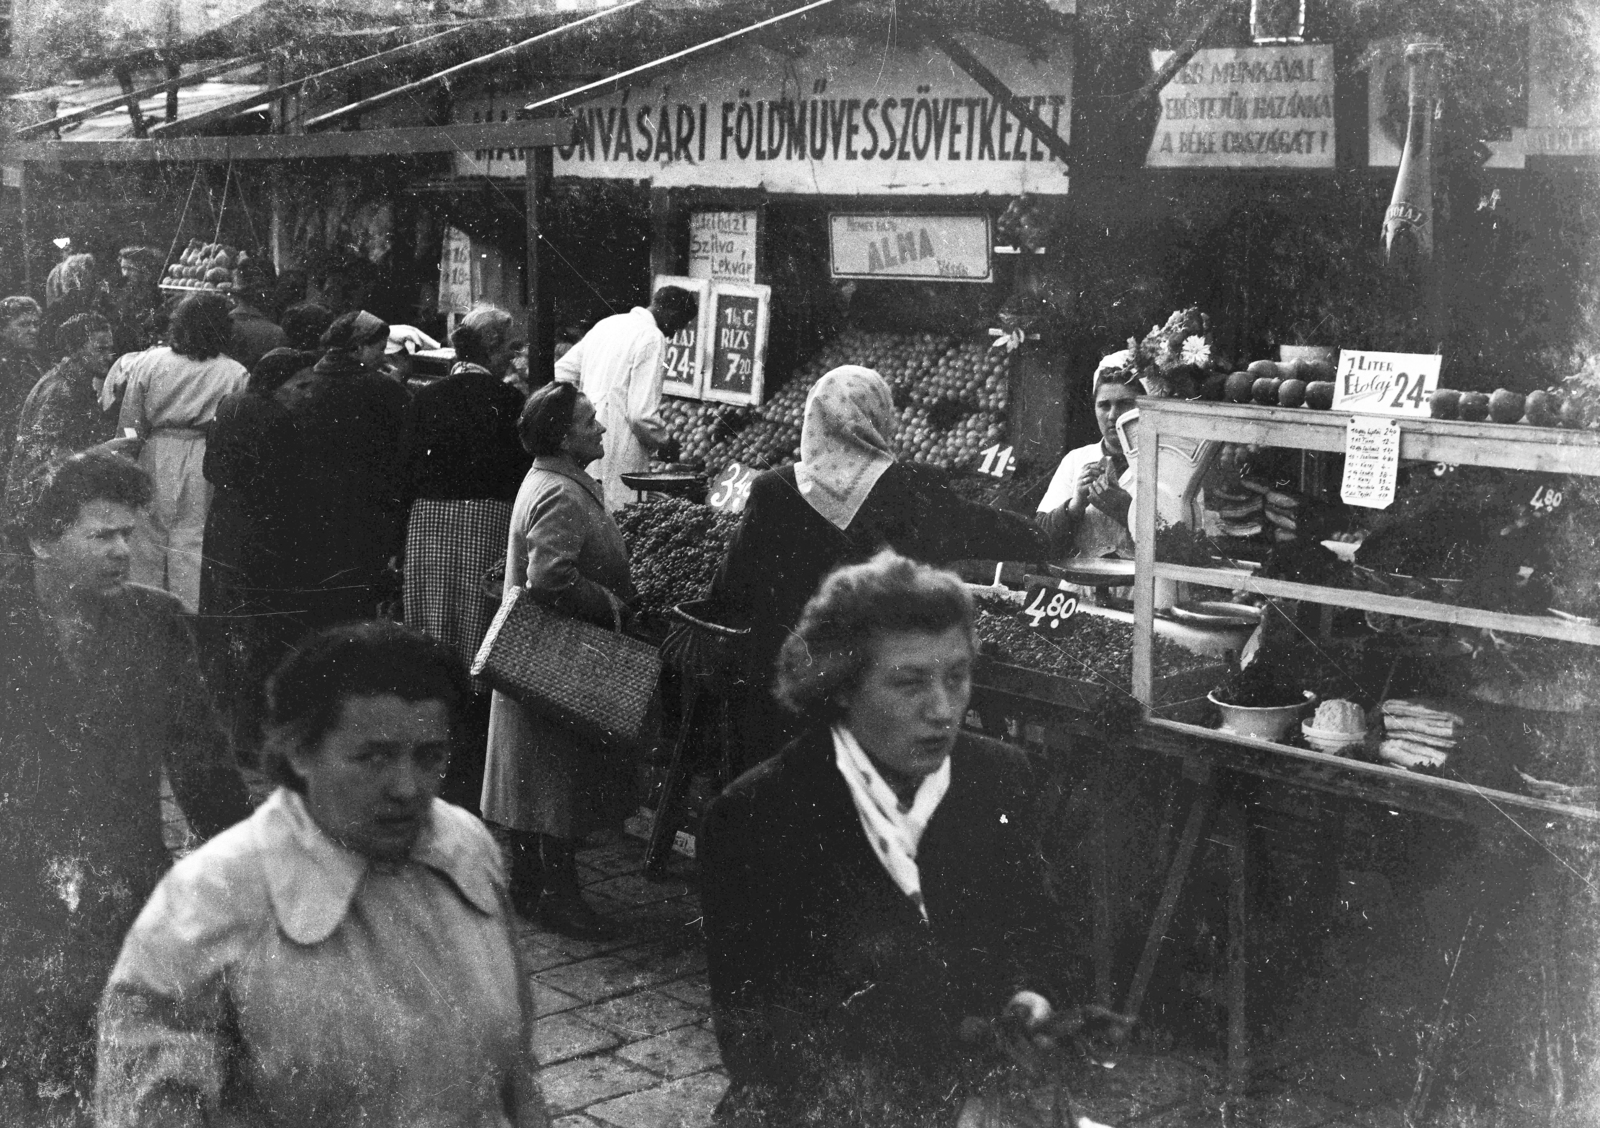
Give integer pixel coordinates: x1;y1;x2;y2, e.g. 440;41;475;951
831;723;951;922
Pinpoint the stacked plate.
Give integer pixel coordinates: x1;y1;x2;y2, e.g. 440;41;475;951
1377;699;1463;769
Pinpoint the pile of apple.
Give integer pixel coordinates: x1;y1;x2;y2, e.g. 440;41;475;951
1425;386;1583;427
162;240;247;292
657;329;1013;475
1201;356;1339;410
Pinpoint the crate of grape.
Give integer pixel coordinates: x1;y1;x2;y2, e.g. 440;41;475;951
616;496;742;622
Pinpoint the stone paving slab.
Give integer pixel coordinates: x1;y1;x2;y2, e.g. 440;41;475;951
536;954;679;1004
657;975;712;1009
532;1011;624;1066
614;1023;725;1080
537;1055;660;1116
575;987;706;1041
531;981;585;1018
587;872;697;908
585;1070;730;1128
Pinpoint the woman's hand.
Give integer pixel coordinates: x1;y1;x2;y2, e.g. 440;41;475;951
1086;469;1131;523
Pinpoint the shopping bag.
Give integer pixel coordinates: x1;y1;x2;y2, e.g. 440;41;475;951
472;584;661;750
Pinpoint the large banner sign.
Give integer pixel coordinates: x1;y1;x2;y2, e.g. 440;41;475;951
1145;44;1335;169
455;33;1073;194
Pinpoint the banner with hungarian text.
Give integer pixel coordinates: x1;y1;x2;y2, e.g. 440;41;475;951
454;33;1073;195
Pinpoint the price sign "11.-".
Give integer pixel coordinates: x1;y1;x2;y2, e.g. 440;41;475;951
1331;350;1442;417
1020;580;1079;637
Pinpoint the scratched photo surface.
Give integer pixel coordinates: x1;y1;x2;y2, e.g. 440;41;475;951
2;1;1599;1126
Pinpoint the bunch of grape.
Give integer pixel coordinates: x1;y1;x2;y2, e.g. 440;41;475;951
972;600;1206;687
616;496;742;616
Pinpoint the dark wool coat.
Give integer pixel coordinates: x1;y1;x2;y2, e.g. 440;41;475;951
0;579;250;1091
701;727;1071;1127
276;352;411;627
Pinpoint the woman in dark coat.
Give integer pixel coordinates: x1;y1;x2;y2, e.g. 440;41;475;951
706;365;1045;761
277;310;411;629
701;550;1076;1128
404;304;530;808
198;347;311;758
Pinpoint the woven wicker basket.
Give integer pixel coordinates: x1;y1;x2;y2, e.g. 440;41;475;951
472;585;661;750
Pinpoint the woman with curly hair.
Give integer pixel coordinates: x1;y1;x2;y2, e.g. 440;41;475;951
117;292;249;612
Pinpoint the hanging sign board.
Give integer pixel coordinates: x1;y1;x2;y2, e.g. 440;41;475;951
438;226;474;314
1145;44;1335;169
828;214;992;282
654;275;711;399
1331;350;1441;416
688;211;758;283
453;33;1073;194
703;282;770;407
1341;417;1401;509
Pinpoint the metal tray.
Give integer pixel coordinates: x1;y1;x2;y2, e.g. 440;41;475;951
1047;558;1136;587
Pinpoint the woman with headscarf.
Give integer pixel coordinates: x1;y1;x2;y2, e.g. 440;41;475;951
0;297;43;469
1035;350;1140;564
199;347;312;759
278;310;412;630
117;292;250;612
706;365;1045;763
404;304;529;807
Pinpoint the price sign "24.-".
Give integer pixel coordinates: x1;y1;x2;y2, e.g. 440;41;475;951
1331;350;1442;417
708;461;758;514
1020;580;1079;638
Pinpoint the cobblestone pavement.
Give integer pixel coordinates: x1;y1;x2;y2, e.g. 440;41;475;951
530;837;727;1128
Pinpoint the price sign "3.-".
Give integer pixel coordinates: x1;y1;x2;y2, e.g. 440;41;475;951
708;462;758;513
1020;581;1079;637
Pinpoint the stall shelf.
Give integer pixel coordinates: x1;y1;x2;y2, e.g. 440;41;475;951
1129;398;1600;840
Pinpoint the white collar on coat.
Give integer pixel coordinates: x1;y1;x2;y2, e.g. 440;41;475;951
254;788;502;946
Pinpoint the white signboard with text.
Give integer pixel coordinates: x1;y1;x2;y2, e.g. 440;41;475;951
454;33;1073;194
1332;350;1442;417
438;226;474;314
688;211;758;283
828;214;992;282
655;275;711;399
1145;44;1335;168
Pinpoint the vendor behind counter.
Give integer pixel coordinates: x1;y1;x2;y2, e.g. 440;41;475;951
1036;349;1139;564
705;365;1045;766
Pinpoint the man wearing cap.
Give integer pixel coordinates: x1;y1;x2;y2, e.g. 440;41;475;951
1036;350;1140;565
554;286;696;510
279;310;411;629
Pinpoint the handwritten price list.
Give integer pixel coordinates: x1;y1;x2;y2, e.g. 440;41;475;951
1340;417;1400;509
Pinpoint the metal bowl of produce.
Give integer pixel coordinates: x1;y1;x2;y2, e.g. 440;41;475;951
1048;557;1136;587
621;468;707;501
1207;690;1316;743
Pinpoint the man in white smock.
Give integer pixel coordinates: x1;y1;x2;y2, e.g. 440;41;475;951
553;287;696;511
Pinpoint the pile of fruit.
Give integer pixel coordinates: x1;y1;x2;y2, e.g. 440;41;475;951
161;241;250;293
657;329;1013;475
1202;356;1338;410
972;598;1207;688
615;495;741;616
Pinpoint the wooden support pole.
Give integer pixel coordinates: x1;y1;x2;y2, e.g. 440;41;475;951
1222;796;1251;1101
165;60;181;123
1124;771;1217;1020
18;162;32;293
524;145;554;389
113;66;147;138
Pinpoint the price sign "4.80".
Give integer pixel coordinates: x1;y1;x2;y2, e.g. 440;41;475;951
1019;580;1079;638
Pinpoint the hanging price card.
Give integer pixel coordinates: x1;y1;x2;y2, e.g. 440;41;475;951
707;461;758;514
1331;350;1442;416
975;443;1017;479
1019;579;1080;638
1340;417;1401;509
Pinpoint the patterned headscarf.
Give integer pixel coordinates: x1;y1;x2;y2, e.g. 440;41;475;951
794;365;897;531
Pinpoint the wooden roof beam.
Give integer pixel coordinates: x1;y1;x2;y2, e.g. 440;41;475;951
922;27;1071;168
303;0;649;133
13;55;266;139
149;22;483;138
4;118;576;164
520;0;847;118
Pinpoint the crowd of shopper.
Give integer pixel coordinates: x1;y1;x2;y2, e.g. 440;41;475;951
0;261;1103;1128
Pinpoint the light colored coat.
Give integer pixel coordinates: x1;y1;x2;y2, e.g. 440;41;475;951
97;788;546;1127
553;307;669;511
482;456;637;838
